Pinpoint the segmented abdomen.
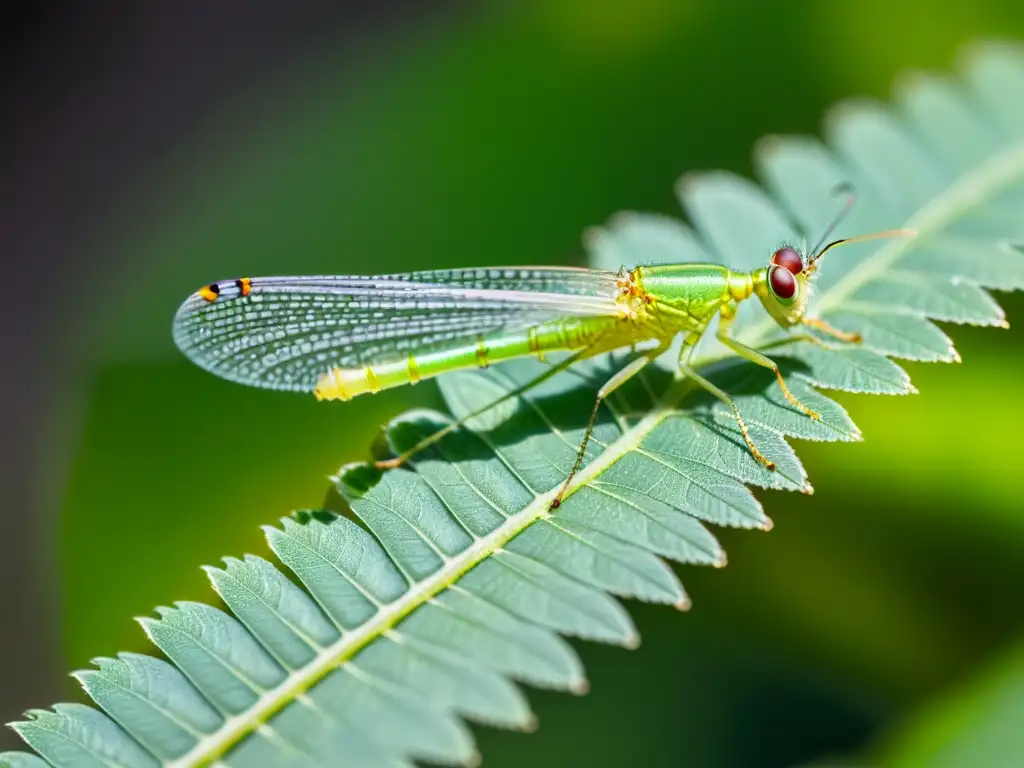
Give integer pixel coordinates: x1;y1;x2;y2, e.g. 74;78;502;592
314;315;634;401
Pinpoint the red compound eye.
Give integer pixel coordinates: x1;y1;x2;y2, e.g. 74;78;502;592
772;247;803;275
768;265;796;300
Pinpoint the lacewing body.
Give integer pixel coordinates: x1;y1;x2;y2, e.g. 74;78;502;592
173;215;913;505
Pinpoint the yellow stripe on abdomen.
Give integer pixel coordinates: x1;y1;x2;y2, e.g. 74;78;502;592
312;317;630;402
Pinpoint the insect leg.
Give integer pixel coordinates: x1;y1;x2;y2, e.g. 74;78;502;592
802;316;862;343
754;333;830;352
375;347;593;471
717;312;821;421
550;344;668;509
676;339;775;470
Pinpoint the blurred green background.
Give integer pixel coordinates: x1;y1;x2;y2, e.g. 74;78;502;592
12;1;1024;766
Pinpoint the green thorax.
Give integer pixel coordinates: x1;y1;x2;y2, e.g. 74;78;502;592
635;263;756;327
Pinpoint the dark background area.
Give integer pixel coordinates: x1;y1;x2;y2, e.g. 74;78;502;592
0;0;445;727
2;1;1023;765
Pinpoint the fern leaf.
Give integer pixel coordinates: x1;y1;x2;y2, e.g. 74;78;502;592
0;753;51;768
8;41;1024;768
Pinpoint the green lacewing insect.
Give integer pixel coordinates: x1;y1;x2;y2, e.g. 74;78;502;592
173;192;914;507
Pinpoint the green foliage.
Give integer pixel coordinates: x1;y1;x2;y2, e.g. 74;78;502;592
879;642;1024;767
7;41;1024;768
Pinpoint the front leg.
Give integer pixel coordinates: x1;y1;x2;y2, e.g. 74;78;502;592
717;308;820;421
675;335;775;470
802;316;862;343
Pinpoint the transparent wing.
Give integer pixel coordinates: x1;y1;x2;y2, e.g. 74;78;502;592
172;267;623;392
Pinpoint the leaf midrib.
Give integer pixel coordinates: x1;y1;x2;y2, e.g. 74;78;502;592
167;413;652;766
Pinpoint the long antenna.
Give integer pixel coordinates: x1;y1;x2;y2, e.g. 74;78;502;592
807;228;918;270
807;182;858;259
805;182;916;271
